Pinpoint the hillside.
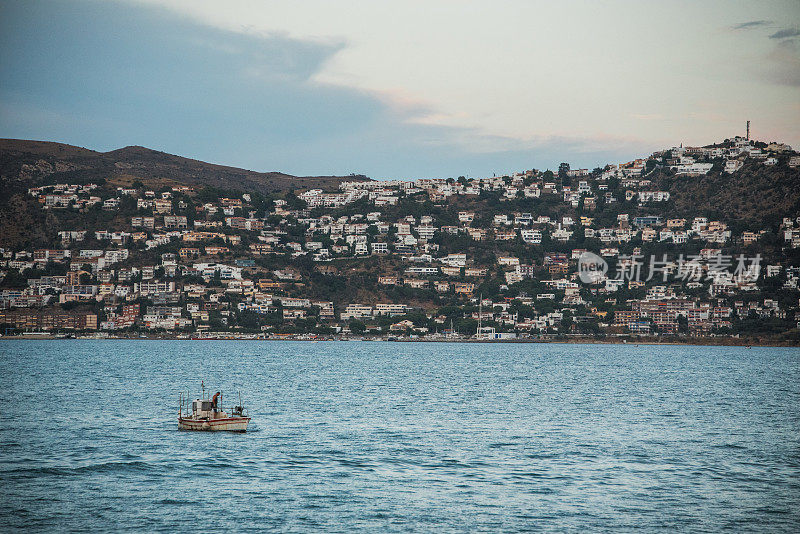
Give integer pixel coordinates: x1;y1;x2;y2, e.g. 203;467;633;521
0;139;370;194
0;135;798;344
649;160;800;228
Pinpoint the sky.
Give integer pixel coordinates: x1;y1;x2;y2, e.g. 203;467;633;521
1;0;799;179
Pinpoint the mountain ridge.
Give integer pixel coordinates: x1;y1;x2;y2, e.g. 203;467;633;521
0;138;370;194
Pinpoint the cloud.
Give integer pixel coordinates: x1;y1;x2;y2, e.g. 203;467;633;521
0;1;382;158
769;27;800;39
0;0;664;178
726;20;800;90
731;20;770;31
763;39;800;86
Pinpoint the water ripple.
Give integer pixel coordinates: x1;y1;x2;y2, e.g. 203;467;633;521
0;340;798;533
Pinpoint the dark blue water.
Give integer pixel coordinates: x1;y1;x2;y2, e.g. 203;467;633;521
1;341;798;532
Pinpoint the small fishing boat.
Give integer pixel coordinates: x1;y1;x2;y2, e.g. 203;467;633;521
178;383;251;432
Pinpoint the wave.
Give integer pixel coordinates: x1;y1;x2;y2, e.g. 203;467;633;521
2;460;169;478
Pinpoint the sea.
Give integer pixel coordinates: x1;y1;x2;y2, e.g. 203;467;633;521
0;340;798;532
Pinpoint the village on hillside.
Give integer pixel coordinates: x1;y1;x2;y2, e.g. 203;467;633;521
2;135;799;343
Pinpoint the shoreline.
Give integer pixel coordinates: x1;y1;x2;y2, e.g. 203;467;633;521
2;335;797;347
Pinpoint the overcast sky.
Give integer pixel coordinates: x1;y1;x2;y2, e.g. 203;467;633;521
1;0;799;179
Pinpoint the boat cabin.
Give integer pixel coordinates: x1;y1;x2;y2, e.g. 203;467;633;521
192;399;215;417
191;391;223;418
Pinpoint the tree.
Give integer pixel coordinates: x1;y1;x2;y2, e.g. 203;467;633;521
677;314;689;334
285;190;307;210
349;320;366;334
0;269;27;288
561;310;574;331
236;310;263;330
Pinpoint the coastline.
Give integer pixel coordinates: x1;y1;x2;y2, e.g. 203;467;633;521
2;334;797;347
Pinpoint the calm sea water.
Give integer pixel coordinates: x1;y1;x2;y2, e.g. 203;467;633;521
0;341;798;532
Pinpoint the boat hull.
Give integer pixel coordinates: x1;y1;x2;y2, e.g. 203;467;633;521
178;416;250;432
